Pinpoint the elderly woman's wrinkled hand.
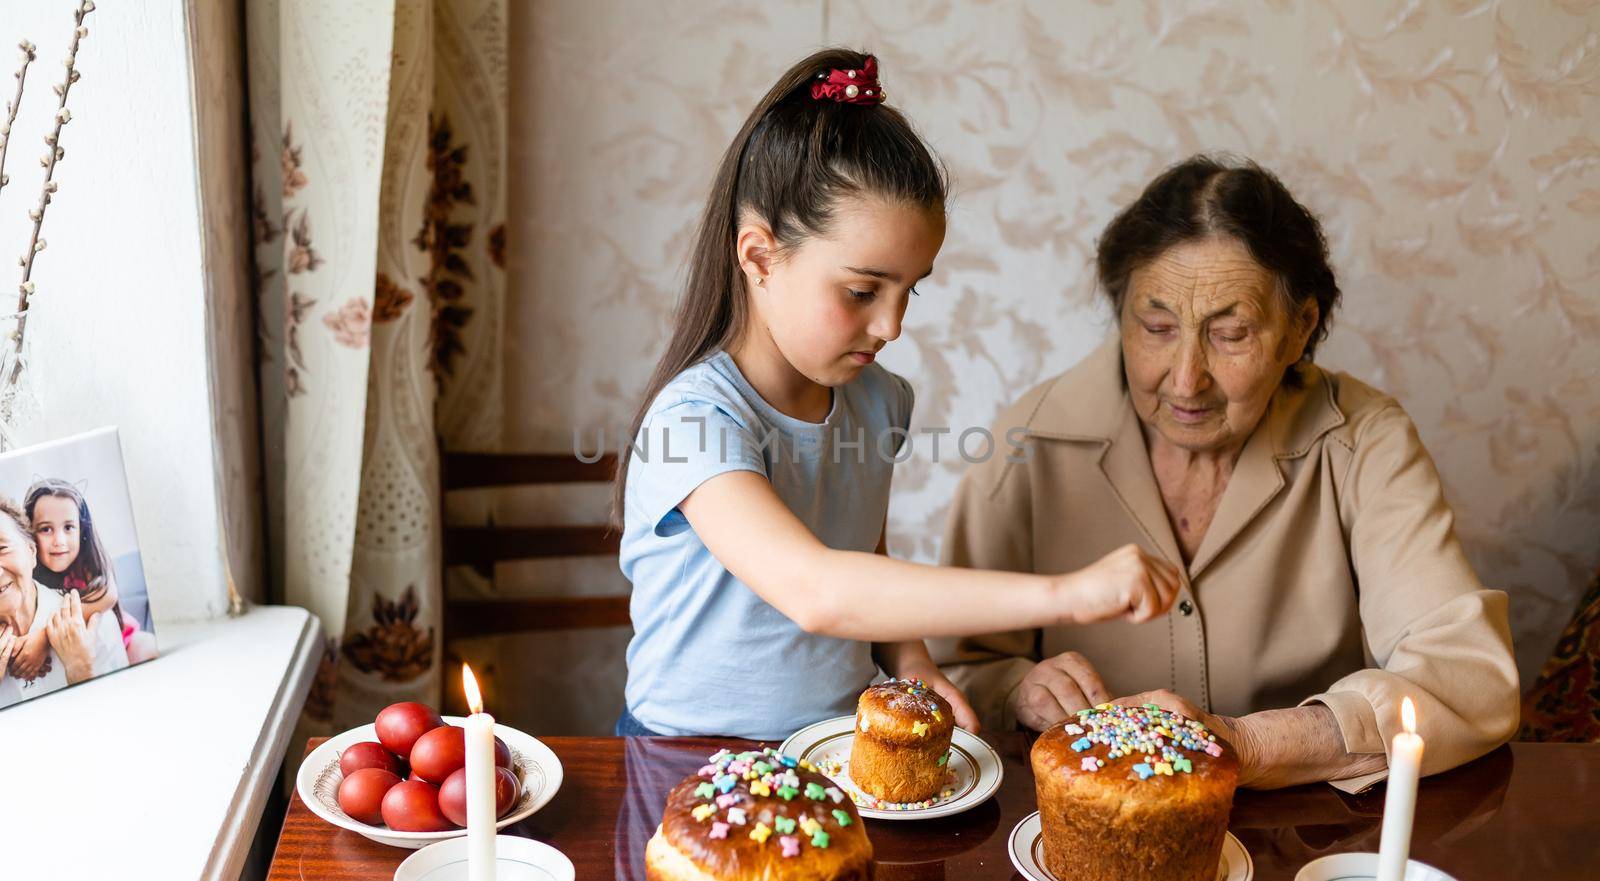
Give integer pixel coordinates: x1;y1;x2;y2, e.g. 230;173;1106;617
1011;650;1112;731
46;591;96;683
1112;688;1256;780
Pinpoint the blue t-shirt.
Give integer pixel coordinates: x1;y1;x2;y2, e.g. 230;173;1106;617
619;350;914;738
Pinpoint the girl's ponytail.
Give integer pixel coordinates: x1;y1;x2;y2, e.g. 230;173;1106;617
610;48;946;526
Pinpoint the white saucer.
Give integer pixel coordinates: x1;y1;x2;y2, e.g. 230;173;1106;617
1008;811;1252;881
393;835;574;881
779;715;1002;820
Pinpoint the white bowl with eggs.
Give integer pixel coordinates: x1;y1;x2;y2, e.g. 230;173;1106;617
295;716;564;849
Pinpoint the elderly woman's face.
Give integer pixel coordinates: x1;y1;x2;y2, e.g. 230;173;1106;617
0;516;36;618
1121;237;1315;453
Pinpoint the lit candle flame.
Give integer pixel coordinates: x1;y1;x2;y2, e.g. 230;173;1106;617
463;663;484;715
1400;696;1416;735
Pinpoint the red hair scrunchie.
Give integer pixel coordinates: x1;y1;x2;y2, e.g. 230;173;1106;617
811;56;886;105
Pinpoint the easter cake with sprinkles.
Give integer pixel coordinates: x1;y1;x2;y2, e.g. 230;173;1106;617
645;747;872;881
849;678;955;804
1031;702;1239;881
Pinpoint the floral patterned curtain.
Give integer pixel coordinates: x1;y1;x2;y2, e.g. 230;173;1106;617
245;0;506;742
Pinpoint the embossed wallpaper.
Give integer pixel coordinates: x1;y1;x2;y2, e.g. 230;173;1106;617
502;0;1599;733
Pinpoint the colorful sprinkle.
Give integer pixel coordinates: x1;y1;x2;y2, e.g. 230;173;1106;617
692;804;716;822
697;764;717;778
812;829;830;848
694;782;715;799
1061;705;1222;783
777;785;798;801
911;721;929;737
937;751;949;767
750;780;771;797
798;816;820;836
779;835;800;857
805;782;825;800
727;807;747;825
750;822;772;844
715;774;737;793
832;809;852;827
708;821;729;839
824;786;845;804
774;816;796;834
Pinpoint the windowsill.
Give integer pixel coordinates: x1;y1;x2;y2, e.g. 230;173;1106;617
0;605;322;881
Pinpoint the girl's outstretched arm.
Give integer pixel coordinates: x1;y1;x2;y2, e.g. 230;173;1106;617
867;514;981;732
678;471;1180;642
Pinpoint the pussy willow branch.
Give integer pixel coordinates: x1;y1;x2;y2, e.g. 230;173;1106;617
0;40;37;201
9;1;93;386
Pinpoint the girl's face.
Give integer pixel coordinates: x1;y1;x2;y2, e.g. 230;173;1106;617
31;495;81;574
746;195;945;388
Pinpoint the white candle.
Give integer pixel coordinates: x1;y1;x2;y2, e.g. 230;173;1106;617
462;664;496;881
1376;697;1424;881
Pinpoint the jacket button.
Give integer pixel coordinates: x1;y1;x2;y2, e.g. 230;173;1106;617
1178;599;1195;616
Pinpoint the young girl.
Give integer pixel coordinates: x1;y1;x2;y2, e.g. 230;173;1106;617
7;478;156;679
614;48;1179;739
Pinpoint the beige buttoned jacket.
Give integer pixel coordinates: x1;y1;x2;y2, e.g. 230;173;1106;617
933;336;1519;790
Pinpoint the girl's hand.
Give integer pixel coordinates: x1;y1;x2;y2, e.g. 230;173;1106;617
1054;544;1180;624
8;628;51;680
46;591;97;683
920;668;980;734
892;660;980;733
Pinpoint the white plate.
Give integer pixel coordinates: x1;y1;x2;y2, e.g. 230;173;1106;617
778;715;1002;820
296;716;564;849
1008;811;1252;881
394;835;575;881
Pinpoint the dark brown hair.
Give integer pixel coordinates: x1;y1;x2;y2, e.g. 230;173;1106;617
1096;154;1341;385
26;478;117;608
610;48;947;525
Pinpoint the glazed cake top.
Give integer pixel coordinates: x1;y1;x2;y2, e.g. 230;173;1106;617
660;747;871;877
856;678;955;742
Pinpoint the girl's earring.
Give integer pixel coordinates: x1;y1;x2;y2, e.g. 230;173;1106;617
755;276;765;287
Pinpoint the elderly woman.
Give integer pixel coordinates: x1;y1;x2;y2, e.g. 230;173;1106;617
0;496;127;708
936;155;1518;791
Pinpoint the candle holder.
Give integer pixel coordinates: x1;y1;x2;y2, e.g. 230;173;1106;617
1296;852;1458;881
394;835;574;881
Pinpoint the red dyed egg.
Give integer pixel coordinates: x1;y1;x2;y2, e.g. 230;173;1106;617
374;702;444;759
337;768;401;826
380;780;453;832
339;741;403;778
409;725;467;784
438;766;521;826
495;735;512;769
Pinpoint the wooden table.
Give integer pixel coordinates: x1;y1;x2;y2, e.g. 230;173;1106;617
268;734;1599;880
